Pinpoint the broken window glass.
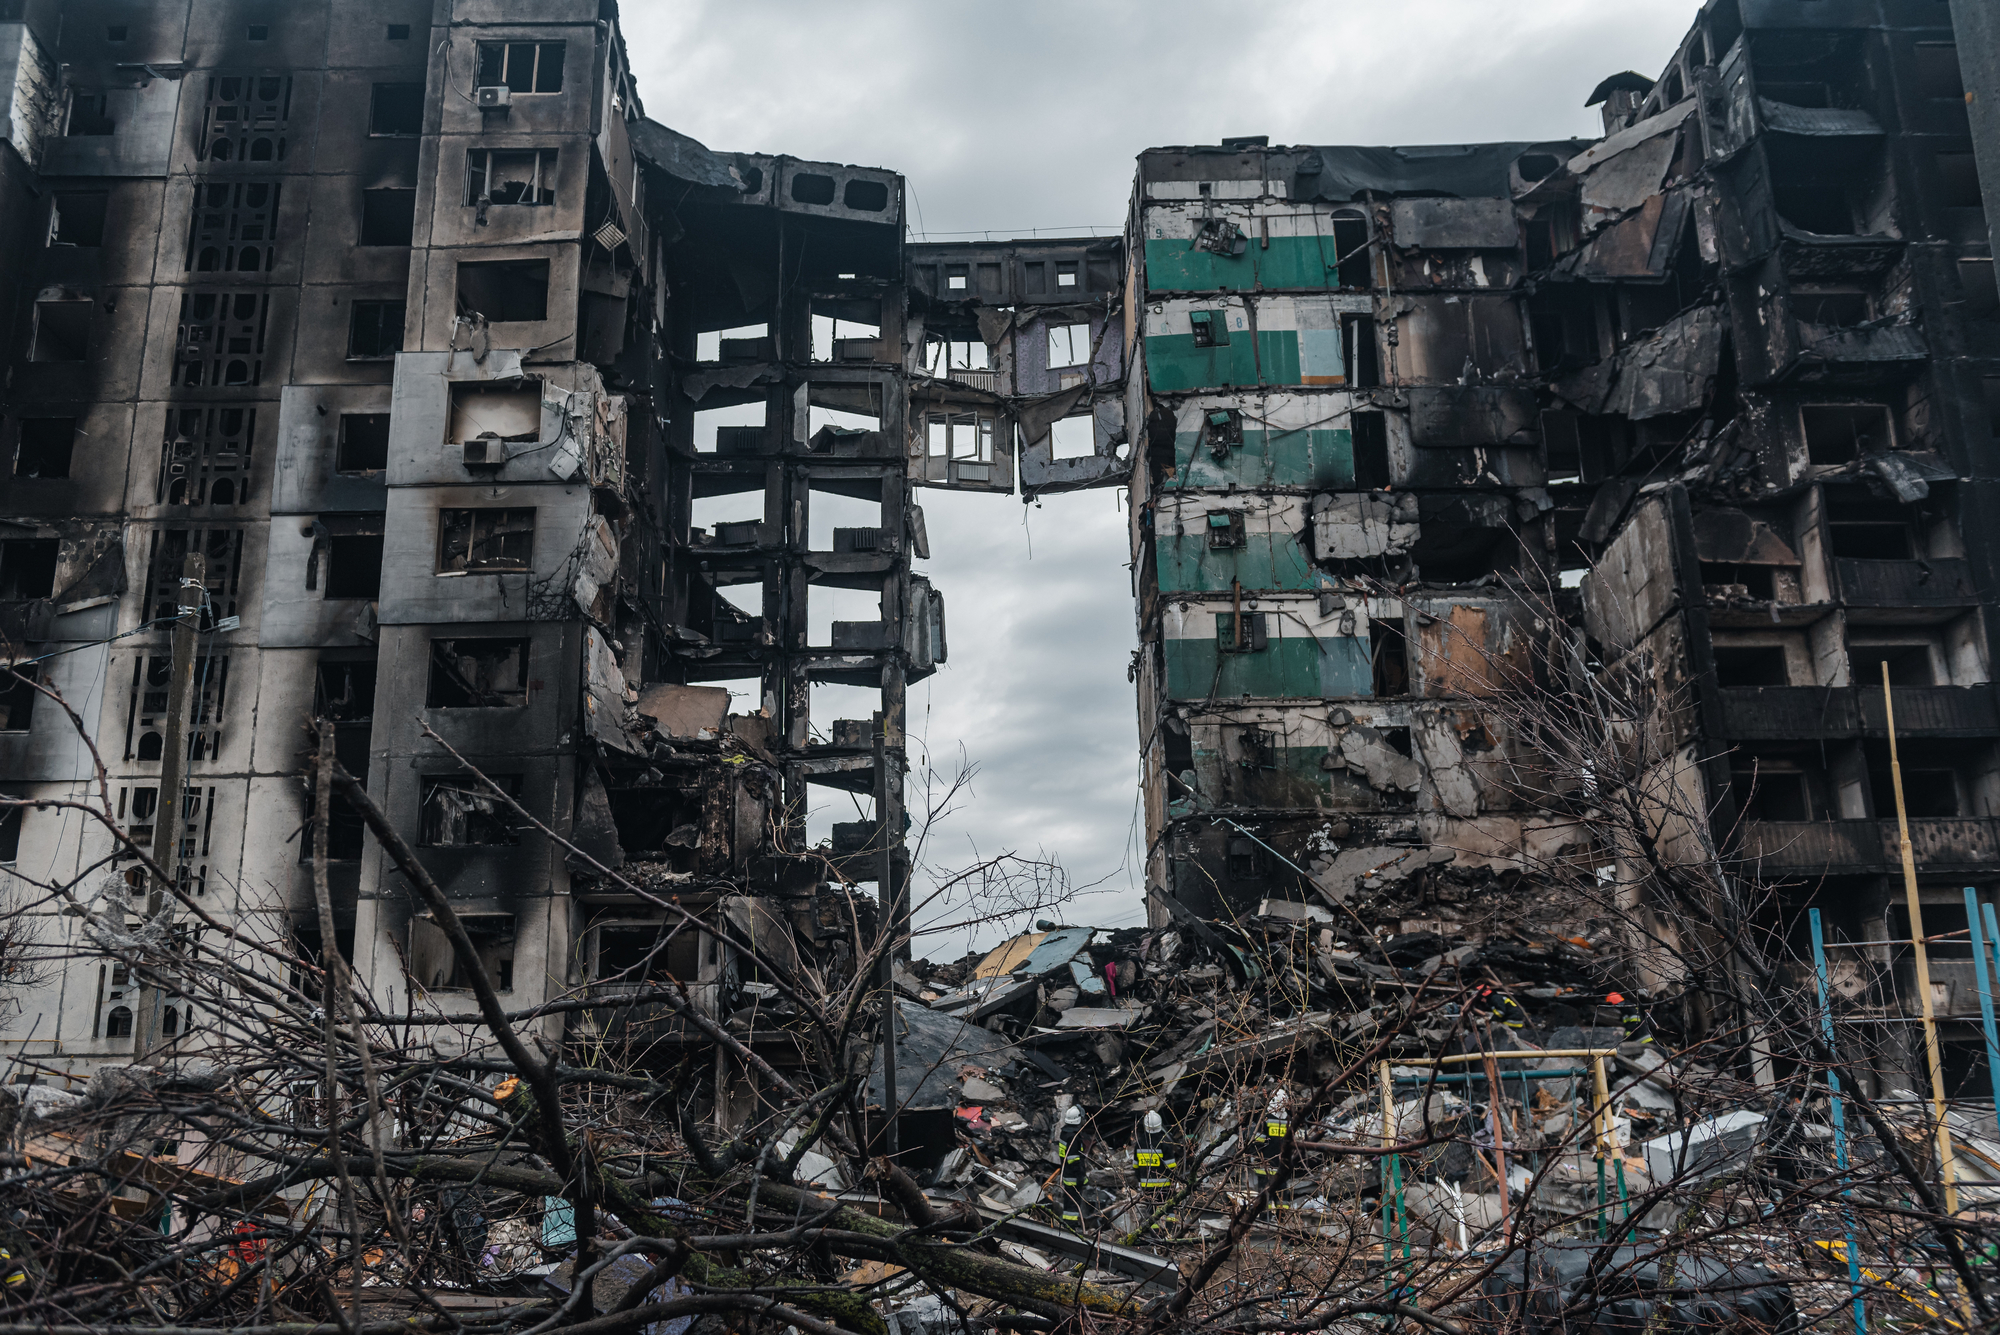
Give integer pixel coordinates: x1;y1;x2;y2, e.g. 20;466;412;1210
427;637;530;708
1205;511;1246;550
466;149;557;206
1189;310;1229;348
1047;322;1091;369
475;41;565;94
437;508;535;574
1216;611;1267;652
925;413;991;462
419;775;523;846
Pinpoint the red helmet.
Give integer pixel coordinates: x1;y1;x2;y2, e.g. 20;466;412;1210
1605;992;1625;1005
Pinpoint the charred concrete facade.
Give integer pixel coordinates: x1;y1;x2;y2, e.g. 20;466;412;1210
0;0;928;1067
0;0;1994;1100
1115;0;2000;1094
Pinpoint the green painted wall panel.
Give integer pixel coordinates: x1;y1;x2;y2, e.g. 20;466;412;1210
1161;633;1372;700
1145;331;1306;393
1157;533;1314;593
1174;427;1354;489
1144;237;1337;293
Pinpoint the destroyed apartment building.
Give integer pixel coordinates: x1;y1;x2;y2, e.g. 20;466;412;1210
0;0;1995;1265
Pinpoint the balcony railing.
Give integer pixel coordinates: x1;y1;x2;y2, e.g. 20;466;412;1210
1715;686;1998;740
1836;557;1976;606
1739;818;2000;873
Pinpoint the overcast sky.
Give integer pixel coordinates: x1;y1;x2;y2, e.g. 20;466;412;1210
621;0;1699;955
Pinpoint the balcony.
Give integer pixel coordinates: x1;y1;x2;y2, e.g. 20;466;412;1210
1715;686;1998;740
1739;818;2000;875
1836;557;1976;608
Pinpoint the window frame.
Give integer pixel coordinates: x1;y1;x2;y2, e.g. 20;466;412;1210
474;41;566;95
465;147;558;207
436;507;536;576
346;301;406;360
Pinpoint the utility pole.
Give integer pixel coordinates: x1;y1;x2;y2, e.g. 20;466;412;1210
136;552;205;1055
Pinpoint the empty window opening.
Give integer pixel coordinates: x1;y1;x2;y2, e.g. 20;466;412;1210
456;259;549;323
1342;315;1378;387
0;540;58;601
693;401;764;454
411;912;516;992
1939;152;1985;210
1828;520;1915;560
466;148;557;206
1866;742;1964;818
0;801;18;862
1850;641;1937;686
790;173;836;206
1914;43;1963;102
1792;287;1870;326
810;585;884;648
51;193;107;247
315;658;377;722
66;89;114;137
1701;562;1778;599
590;921;689;981
104;1006;133;1038
696;323;771;361
1370;618;1409;696
336;414;390;474
690;491;767;545
347;301;405;358
811;405;881;444
323;533;383;599
428;638;529;707
1331;214;1372;289
808;492;882;551
437;508;534;574
1048;322;1092;369
844;179;889;212
1351;411;1390;489
0;668;36;732
1962;260;1998;320
1048;415;1094;460
1055;259;1080;289
448;383;541;453
369;83;423;136
1712;645;1791;688
1732;765;1813;822
476;42;565;94
923;337;989;379
917;410;990;466
31;302;89;362
945;264;969;292
14;419;74;480
1803;404;1892;463
810;314;882;363
359;189;416;245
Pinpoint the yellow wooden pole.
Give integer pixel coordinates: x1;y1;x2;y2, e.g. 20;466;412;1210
1884;661;1961;1215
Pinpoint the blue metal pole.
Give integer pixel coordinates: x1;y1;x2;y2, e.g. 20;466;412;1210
1964;888;2000;1111
1811;907;1868;1335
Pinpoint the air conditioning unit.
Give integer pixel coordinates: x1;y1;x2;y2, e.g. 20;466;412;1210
475;85;511;112
463;435;504;467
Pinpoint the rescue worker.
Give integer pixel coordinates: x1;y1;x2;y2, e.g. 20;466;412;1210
1053;1105;1087;1230
1251;1089;1290;1205
1134;1109;1175;1231
1607;991;1653;1045
1475;983;1529;1032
